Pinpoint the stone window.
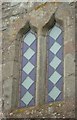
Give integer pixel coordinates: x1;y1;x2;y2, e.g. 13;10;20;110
18;22;63;108
2;3;75;118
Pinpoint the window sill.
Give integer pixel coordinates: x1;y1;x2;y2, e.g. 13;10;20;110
7;99;75;118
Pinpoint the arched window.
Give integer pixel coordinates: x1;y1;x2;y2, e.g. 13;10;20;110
19;23;63;108
20;30;37;107
47;24;63;103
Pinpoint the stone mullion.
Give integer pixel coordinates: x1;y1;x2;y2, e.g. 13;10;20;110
36;28;47;106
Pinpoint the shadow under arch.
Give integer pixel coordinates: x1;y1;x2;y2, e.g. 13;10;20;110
43;13;64;33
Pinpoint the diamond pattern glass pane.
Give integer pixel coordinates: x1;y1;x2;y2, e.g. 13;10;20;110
48;86;61;100
24;48;35;60
50;56;61;69
24;32;36;46
21;92;33;105
22;77;34;90
50;42;61;54
47;24;63;103
49;71;61;84
20;31;36;107
49;26;62;40
23;62;34;74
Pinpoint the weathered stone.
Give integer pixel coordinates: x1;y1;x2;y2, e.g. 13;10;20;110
64;41;75;55
2;2;75;119
11;4;27;16
3;77;13;111
11;2;20;7
2;61;14;80
30;3;60;28
64;75;75;99
2;42;15;63
48;107;54;114
64;54;75;77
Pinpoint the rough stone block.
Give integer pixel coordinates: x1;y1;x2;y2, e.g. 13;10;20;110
2;61;14;80
3;77;13;111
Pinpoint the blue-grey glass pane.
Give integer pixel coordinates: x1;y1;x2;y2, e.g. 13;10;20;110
48;86;61;101
24;32;36;46
49;26;62;40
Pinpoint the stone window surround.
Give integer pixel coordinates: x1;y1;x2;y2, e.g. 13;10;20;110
2;3;75;117
11;17;64;109
12;15;69;110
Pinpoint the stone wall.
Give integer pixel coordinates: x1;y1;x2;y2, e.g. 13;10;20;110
1;2;76;118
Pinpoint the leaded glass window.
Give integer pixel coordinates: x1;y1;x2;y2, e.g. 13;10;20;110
47;24;63;102
20;30;37;107
19;23;63;108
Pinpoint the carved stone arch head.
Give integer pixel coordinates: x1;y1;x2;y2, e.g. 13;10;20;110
43;13;64;33
43;14;55;32
11;21;37;110
18;21;37;37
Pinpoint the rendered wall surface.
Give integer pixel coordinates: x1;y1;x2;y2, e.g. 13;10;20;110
1;2;76;118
